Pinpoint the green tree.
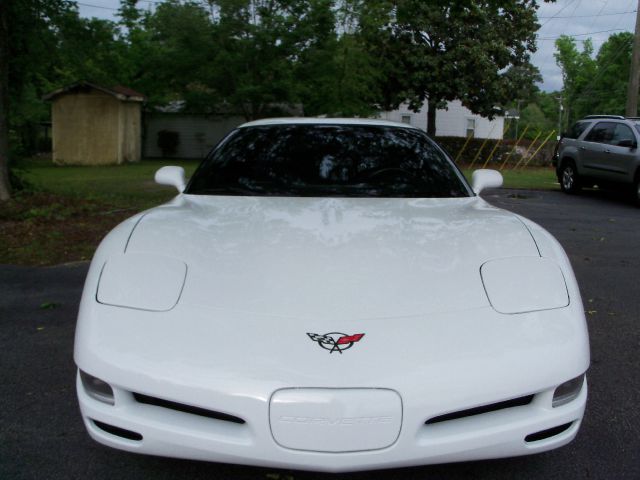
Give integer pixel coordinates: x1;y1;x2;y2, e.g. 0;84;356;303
554;35;596;126
589;32;633;116
520;102;555;138
290;0;340;115
119;0;344;118
555;33;634;127
508;90;559;139
131;0;216;108
209;0;301;118
0;0;80;200
52;14;129;87
0;0;134;199
358;0;544;136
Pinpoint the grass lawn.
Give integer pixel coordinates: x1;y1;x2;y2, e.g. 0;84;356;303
15;157;201;210
1;158;558;266
2;158;200;265
15;158;558;206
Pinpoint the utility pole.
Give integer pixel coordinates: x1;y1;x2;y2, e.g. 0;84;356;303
515;99;521;139
626;0;640;117
556;96;563;140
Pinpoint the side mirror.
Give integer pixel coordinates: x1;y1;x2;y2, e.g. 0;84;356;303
155;166;186;193
472;169;503;194
618;139;637;149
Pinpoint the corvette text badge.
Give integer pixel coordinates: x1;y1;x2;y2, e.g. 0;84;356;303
307;332;365;354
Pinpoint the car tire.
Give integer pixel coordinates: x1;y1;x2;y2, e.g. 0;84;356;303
633;173;640;207
559;161;581;194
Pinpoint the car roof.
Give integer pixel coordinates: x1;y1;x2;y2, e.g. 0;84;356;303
582;115;626;120
239;117;422;130
579;115;640;124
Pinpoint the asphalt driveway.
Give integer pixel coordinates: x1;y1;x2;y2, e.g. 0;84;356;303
1;188;638;479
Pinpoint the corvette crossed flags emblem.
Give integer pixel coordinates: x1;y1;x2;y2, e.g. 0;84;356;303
307;332;365;354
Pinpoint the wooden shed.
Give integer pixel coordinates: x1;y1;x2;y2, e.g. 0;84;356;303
44;82;145;165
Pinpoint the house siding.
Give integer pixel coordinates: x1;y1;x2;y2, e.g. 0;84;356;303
143;113;246;159
379;100;504;139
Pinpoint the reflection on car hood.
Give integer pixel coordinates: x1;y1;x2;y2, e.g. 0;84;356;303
125;195;539;319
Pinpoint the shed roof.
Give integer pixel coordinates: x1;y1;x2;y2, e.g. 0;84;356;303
43;82;145;102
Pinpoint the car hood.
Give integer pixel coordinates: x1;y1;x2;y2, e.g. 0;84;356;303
125;195;539;319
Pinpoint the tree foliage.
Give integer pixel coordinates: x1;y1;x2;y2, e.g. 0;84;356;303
9;0;547;123
357;0;542;135
555;33;633;127
1;0;81;199
590;32;634;116
519;92;557;137
1;0;547;199
554;35;596;126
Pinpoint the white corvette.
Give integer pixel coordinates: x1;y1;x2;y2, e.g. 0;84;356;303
75;118;589;472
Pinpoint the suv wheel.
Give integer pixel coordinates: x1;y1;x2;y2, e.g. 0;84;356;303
634;174;640;207
559;161;581;194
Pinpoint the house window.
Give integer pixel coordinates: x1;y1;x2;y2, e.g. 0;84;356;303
466;118;475;138
401;115;412;125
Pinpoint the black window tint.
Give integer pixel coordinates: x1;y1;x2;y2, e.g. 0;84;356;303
187;124;470;198
566;121;590;139
611;124;635;145
584;122;616;144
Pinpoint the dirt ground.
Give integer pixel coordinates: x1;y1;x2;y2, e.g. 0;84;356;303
0;192;135;265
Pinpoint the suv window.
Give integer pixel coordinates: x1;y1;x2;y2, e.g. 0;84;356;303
584;122;616;144
565;121;590;139
611;124;635;146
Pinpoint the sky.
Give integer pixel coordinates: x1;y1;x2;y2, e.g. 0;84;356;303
76;0;639;93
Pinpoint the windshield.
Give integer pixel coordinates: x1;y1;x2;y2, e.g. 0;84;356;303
186;124;471;198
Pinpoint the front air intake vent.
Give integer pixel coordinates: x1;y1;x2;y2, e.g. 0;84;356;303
93;420;143;441
525;422;573;442
133;392;245;424
425;394;534;425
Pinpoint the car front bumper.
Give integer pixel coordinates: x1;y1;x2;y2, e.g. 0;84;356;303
77;371;587;473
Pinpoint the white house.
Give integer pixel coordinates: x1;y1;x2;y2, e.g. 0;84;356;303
379;100;505;139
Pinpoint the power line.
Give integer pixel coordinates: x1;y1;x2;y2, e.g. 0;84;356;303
612;0;636;30
76;1;160;11
587;0;611;33
538;28;629;40
567;0;583;24
539;0;578;28
539;10;636;19
76;2;118;10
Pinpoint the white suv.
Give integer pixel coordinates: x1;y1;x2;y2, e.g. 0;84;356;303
554;115;640;203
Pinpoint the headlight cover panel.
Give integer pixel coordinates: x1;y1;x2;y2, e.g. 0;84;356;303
97;253;187;311
480;257;569;314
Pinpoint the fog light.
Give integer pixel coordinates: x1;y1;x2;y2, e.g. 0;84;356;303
552;374;584;407
80;370;114;405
